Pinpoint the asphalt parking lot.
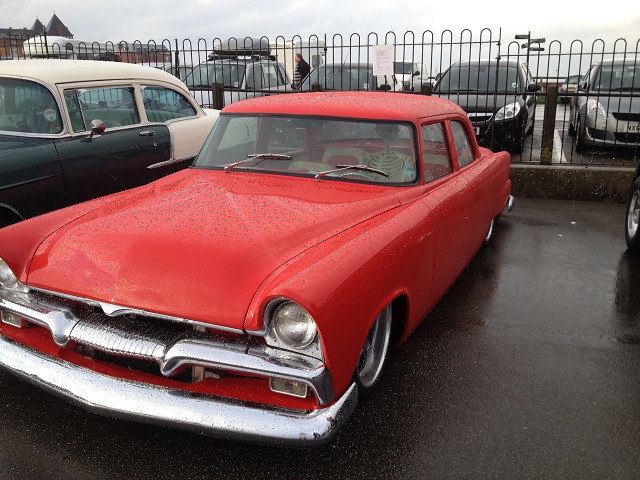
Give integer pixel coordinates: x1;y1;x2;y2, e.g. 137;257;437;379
1;196;638;480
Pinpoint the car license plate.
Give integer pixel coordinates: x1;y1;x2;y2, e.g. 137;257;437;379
628;124;640;132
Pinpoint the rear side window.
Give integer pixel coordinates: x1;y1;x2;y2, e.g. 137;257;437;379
141;85;197;122
0;78;62;134
64;86;140;132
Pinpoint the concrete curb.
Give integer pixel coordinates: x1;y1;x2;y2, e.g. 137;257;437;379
510;164;633;204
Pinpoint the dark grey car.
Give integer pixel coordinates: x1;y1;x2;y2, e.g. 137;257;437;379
569;58;640;153
432;58;540;153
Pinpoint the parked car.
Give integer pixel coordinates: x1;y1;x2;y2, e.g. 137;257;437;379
393;60;430;92
184;37;291;108
0;92;514;447
432;58;540;153
625;161;640;253
298;63;394;91
0;59;219;228
559;74;582;104
569;58;640;153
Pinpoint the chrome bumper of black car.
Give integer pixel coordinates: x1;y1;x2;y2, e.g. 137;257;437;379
0;335;358;447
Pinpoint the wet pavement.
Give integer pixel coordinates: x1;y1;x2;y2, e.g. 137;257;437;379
1;197;639;479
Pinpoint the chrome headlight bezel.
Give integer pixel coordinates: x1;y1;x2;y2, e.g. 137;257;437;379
0;258;28;293
263;299;323;360
494;102;521;122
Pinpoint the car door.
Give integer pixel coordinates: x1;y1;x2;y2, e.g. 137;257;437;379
418;121;470;308
0;77;67;222
54;85;171;204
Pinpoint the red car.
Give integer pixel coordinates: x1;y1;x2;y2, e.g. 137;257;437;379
0;92;513;447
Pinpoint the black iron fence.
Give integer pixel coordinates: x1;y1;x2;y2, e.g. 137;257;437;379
1;29;639;167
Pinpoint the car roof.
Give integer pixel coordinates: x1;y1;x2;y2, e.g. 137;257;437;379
451;58;524;67
317;63;372;68
221;91;464;121
0;59;187;88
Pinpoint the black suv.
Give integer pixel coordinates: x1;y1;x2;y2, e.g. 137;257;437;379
433;58;540;153
185;38;291;108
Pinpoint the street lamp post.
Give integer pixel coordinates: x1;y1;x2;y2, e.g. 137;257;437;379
515;31;546;67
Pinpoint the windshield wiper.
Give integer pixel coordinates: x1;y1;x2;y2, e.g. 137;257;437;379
224;153;292;172
314;164;389;181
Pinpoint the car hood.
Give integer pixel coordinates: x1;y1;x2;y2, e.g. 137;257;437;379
431;92;522;111
25;169;402;331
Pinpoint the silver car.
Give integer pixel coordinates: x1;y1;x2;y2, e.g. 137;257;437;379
569;58;640;152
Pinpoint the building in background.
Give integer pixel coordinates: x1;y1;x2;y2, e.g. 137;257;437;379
0;14;72;58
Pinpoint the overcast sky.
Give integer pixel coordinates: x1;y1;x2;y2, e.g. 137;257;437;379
3;0;638;49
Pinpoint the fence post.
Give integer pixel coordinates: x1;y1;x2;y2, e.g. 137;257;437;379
419;83;432;96
211;83;224;110
541;85;558;165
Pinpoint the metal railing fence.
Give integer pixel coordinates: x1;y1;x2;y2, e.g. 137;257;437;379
1;29;639;167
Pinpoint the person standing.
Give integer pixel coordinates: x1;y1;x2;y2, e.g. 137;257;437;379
293;53;311;90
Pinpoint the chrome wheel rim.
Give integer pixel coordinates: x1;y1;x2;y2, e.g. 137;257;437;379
356;304;392;389
628;190;640;238
484;219;494;243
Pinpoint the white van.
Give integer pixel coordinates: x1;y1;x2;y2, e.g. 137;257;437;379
393;61;430;92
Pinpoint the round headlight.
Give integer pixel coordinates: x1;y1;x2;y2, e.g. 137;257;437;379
0;259;18;289
272;302;317;349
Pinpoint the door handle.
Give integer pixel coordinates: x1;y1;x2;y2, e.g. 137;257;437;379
139;130;156;137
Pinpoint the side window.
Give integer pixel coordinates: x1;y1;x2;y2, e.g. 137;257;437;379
421;122;452;182
246;66;264;90
141;85;197;122
67;86;140;131
450;121;475;168
263;64;283;87
0;78;62;134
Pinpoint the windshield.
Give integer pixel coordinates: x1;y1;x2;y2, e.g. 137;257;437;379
194;114;417;184
593;64;640;91
434;64;521;92
300;65;374;92
394;62;414;75
185;63;246;88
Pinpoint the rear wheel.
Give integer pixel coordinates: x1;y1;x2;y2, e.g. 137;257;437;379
353;303;393;398
625;178;640;254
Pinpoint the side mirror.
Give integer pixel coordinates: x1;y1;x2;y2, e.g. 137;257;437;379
87;119;106;139
527;83;541;93
578;80;588;91
413;70;420;76
378;84;392;91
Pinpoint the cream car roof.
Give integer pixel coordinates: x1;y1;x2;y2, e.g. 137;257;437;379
1;59;187;90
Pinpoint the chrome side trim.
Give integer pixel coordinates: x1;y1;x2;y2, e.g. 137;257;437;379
0;335;357;448
147;157;193;169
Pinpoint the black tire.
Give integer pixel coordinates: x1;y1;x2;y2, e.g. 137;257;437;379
575;117;586;153
353;303;393;398
625;177;640;254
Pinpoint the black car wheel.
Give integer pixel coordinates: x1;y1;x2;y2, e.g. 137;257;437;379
575;116;586;153
625;178;640;254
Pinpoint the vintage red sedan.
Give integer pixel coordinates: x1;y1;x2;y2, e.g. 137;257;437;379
0;92;513;447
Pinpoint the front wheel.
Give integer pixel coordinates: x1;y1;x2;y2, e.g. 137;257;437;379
625;178;640;254
353;303;393;398
483;218;495;246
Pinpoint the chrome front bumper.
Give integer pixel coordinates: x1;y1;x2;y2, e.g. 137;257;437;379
0;335;358;447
